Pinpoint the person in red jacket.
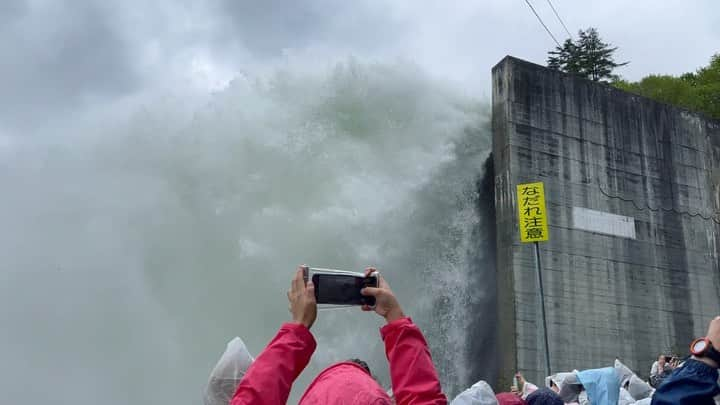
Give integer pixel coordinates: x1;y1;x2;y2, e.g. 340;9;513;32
231;266;447;405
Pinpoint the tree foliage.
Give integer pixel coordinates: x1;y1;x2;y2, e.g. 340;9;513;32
547;28;628;82
614;54;720;120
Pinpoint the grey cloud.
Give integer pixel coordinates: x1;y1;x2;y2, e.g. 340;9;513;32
5;0;716;137
218;0;332;56
215;0;404;57
0;0;406;134
0;1;141;132
0;0;27;25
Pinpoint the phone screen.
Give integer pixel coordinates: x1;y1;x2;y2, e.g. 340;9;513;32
312;274;376;306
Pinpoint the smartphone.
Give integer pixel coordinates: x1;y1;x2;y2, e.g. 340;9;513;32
311;272;378;306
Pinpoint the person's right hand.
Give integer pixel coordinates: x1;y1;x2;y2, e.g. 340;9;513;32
360;267;405;323
287;266;317;329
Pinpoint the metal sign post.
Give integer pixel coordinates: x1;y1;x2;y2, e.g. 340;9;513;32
534;241;551;378
517;182;551;378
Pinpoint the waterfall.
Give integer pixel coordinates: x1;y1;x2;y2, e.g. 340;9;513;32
0;60;494;403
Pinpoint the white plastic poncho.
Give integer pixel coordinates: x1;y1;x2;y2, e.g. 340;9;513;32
614;359;634;387
203;337;255;405
578;390;590;405
618;387;635;405
450;380;498;405
627;374;653;400
546;371;583;403
614;359;653;400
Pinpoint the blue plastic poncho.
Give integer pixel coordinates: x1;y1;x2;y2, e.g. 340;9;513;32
576;367;621;405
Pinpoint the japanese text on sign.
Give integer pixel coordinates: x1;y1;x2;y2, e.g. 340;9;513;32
517;182;549;242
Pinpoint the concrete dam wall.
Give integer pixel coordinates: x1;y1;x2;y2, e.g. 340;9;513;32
491;56;720;385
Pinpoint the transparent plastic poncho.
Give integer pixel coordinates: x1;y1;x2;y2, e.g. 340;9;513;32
203;337;255;405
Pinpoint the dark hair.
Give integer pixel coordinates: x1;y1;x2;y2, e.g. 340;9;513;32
348;358;372;375
526;387;563;405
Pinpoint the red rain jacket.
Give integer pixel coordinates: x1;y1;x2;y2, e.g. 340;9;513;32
231;317;447;404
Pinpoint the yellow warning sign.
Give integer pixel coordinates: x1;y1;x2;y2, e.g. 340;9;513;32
517;182;549;243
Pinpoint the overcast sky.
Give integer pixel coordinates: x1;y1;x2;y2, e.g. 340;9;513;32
1;0;718;136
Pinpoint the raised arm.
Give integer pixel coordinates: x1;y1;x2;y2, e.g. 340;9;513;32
231;267;317;405
361;268;447;405
652;317;720;405
651;359;719;405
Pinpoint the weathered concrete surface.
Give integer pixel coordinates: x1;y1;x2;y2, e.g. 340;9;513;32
492;56;720;386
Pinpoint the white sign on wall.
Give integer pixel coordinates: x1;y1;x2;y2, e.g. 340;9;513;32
572;207;636;239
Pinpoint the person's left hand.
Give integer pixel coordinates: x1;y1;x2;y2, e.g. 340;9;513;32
360;267;405;324
287;266;317;329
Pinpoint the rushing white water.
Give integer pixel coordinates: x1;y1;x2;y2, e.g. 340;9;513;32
0;60;492;403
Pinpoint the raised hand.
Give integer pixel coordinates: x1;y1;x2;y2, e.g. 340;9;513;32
287;265;317;329
360;267;405;323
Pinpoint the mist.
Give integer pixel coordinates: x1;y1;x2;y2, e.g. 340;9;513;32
0;59;493;403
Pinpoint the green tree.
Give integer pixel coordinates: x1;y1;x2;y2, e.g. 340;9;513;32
614;54;720;120
547;28;628;82
692;54;720;118
548;38;582;75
